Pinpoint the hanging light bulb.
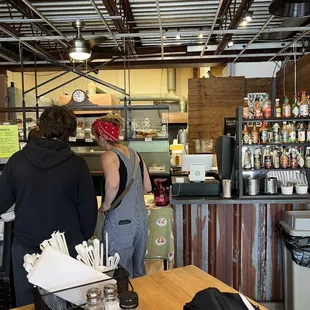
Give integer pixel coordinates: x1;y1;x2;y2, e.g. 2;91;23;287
227;40;234;47
176;28;181;40
239;19;248;27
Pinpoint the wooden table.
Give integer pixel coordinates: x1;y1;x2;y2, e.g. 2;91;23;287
13;265;267;310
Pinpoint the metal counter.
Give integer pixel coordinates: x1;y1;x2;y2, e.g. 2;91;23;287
171;196;310;303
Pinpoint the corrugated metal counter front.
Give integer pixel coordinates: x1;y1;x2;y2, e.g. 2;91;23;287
171;196;310;303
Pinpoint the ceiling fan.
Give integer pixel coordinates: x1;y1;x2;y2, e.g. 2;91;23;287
69;19;126;61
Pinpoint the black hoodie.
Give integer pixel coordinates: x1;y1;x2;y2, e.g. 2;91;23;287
0;138;98;251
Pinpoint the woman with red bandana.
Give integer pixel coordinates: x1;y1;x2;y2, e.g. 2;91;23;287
92;113;152;278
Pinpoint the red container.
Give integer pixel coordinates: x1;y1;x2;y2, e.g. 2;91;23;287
154;178;169;206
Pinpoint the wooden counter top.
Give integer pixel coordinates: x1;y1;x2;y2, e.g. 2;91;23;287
12;265;267;310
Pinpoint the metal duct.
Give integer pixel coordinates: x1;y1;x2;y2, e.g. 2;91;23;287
167;68;176;95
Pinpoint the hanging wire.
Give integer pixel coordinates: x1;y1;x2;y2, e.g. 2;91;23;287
293;45;297;95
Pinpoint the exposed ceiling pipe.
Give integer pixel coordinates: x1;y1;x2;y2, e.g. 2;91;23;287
89;0;121;51
155;0;164;59
0;27;310;43
234;15;274;63
21;0;68;43
269;29;310;61
200;0;224;56
0;52;305;66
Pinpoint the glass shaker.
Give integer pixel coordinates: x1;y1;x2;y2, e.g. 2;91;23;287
85;287;104;310
119;291;139;309
104;284;120;310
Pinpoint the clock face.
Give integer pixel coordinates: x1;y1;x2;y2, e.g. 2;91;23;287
72;89;86;103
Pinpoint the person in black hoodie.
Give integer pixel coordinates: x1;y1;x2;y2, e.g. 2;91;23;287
0;106;98;307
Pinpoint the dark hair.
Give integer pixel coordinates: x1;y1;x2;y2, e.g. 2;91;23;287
39;105;77;141
28;126;42;142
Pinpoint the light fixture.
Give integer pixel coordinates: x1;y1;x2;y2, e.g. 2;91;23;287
176;28;181;40
162;28;167;40
198;28;203;39
69;19;91;61
227;40;234;47
245;11;253;22
269;0;310;17
239;19;248;27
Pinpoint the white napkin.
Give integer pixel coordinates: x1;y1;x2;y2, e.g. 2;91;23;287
28;246;114;305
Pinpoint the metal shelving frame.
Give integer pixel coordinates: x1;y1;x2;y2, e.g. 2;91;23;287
0;44;170;142
236;106;310;198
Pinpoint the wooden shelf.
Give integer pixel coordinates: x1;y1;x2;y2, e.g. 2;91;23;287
162;112;188;124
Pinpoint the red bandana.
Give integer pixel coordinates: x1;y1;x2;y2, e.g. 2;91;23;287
93;119;120;142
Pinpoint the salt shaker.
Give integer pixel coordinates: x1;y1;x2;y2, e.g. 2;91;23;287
85;288;104;310
119;291;139;309
104;284;120;310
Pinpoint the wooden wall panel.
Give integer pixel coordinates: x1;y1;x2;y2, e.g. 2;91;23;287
188;77;244;153
245;78;272;95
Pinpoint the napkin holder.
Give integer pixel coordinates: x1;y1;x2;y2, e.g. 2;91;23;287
33;265;129;310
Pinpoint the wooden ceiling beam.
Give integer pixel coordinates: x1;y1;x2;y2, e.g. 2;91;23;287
215;0;254;55
101;0;136;55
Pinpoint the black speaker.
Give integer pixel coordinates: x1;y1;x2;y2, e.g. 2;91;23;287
215;136;235;183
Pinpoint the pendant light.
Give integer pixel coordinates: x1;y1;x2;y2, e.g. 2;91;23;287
69;19;91;61
269;0;310;18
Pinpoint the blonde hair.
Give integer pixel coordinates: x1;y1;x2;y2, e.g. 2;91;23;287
101;113;123;129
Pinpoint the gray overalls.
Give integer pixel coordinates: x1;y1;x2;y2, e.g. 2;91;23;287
103;148;147;278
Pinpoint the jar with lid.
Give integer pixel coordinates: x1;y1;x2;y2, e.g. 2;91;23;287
104;284;120;310
119;291;139;309
85;288;104;310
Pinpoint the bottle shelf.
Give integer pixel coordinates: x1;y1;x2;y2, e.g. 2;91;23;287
242;168;310;172
242;143;310;147
242;117;310;123
239;193;310;199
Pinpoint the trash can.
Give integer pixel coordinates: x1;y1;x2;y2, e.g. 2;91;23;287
279;211;310;310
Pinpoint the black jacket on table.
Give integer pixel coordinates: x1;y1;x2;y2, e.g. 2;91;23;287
0;138;98;252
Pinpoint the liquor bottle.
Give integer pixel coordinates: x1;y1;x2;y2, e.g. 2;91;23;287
305;147;310;168
273;123;281;144
290;148;298;169
292;95;299;117
260;122;268;144
300;91;309;117
254;98;262;119
275;98;281;118
289;122;296;143
282;96;291;118
243;148;252;170
280;146;289;169
307;91;310;116
264;146;272;169
243;124;250;144
254;148;261;169
267;123;273;143
297;146;305;168
243;97;250;119
298;122;306;143
273;148;280;169
282;121;289;143
297;93;301;106
251;124;259;144
307;122;310;142
262;94;272;118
